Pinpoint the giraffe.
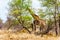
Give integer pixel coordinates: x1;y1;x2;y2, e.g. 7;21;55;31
26;7;47;34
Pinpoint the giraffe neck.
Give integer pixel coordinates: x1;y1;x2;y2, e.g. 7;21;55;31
27;7;40;20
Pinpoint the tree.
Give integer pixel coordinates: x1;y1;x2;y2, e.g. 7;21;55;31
39;0;60;35
8;0;32;33
0;19;3;29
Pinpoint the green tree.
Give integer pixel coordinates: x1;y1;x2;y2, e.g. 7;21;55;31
39;0;60;35
8;0;32;33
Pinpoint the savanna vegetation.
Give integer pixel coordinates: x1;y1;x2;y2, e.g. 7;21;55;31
0;0;60;40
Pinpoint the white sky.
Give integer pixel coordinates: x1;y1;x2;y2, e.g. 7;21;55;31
32;0;40;9
0;0;10;22
0;0;40;22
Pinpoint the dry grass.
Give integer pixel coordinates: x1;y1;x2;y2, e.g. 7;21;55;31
0;30;60;40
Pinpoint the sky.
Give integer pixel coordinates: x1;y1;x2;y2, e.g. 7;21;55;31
0;0;40;22
32;0;40;9
0;0;10;22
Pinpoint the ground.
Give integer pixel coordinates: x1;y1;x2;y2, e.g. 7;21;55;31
0;30;60;40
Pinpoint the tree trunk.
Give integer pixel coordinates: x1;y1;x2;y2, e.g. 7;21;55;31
54;0;58;35
23;27;31;33
55;0;60;35
17;19;31;33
